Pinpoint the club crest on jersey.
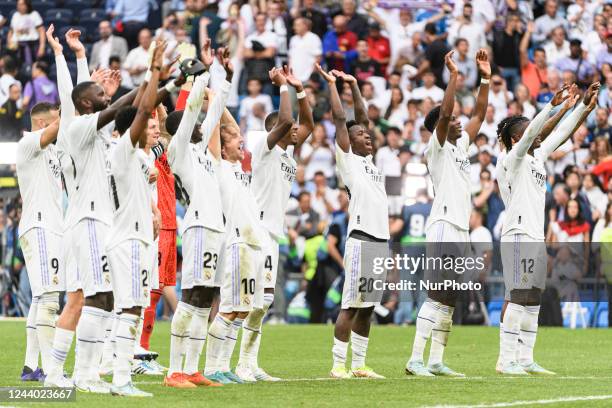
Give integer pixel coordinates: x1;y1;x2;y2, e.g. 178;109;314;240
281;162;296;183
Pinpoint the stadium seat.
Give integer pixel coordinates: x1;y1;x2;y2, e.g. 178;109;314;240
79;8;106;22
0;0;14;19
64;0;96;8
32;0;56;16
45;8;74;25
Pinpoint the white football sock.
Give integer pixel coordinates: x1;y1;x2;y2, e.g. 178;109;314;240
48;328;74;381
133;309;144;356
428;304;453;367
25;297;40;370
36;292;59;373
183;306;211;375
74;306;105;382
519;305;540;366
100;311;118;371
204;315;231;376
497;322;504;368
112;313;138;387
168;302;195;375
332;337;348;369
501;303;524;366
410;298;438;363
220;318;243;372
89;310;110;381
239;293;273;368
350;331;369;370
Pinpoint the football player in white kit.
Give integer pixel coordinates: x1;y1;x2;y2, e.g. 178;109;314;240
406;50;490;377
496;82;599;375
66;46;141;393
103;41;166;397
203;70;272;385
162;44;232;388
234;65;314;382
314;64;388;379
494;84;578;372
42;25;122;388
15;104;61;384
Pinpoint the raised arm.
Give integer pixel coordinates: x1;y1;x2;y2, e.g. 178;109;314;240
282;66;314;148
331;70;368;127
510;86;569;159
47;26;75;124
464;50;491;142
315;64;349;152
64;28;91;83
539;82;600;160
200;48;233;148
266;67;294;149
40;118;61;148
436;51;458;146
519;22;534;69
538;86;579;142
130;42;166;147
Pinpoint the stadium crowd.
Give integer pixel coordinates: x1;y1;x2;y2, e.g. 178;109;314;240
0;0;611;326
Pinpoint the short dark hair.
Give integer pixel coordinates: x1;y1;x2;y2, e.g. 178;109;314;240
424;23;437;35
109;55;121;65
114;106;138;135
313;171;326;178
346;120;359;131
165;110;184;136
2;56;17;74
387;126;401;135
534;47;546;55
34;60;50;76
424;105;441;133
265;111;278;132
71;81;96;114
297;191;310;201
30;102;58;117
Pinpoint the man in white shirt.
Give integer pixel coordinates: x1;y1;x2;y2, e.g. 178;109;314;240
102;42;164;397
310;171;340;222
89;20;129;70
16;104;61;387
533;0;568;44
235;66;314;382
543;27;570;68
407;50;490;378
412;71;444;103
162;45;232;389
42;25;105;389
288;17;322;82
496;82;597;376
66;45;141;393
317;64;389;380
122;28;153;88
447;3;487;59
203;76;270;386
0;55;19;107
375;126;402;177
239;79;273;132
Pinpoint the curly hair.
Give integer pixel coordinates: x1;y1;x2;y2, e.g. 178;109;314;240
496;115;529;151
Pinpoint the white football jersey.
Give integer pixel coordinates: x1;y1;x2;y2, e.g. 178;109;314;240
107;131;153;249
167;72;230;235
336;143;390;240
425;130;472;232
16;130;64;237
66;112;113;227
251;138;296;239
502;102;588;240
138;149;157;204
218;159;267;248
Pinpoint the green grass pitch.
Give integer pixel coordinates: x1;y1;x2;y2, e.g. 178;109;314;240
1;321;612;407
